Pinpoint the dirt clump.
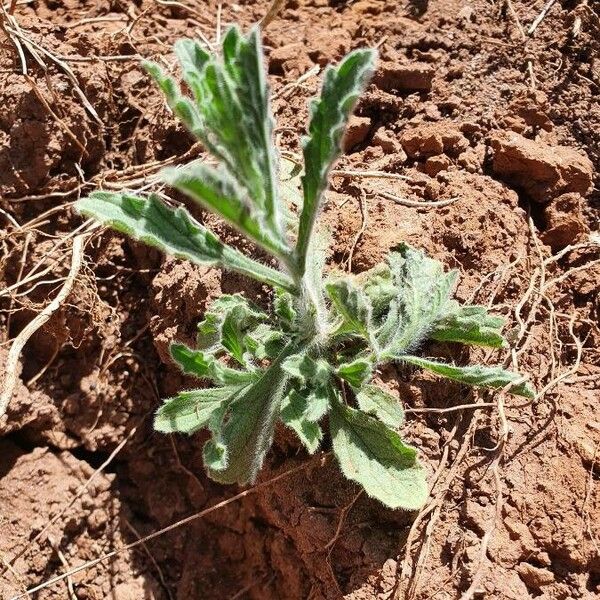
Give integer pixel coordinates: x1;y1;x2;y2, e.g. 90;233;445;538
489;131;594;203
540;192;590;250
373;62;435;92
0;440;163;600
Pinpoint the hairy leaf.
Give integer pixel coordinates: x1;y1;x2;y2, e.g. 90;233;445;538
326;277;372;338
336;358;372;388
281;389;323;453
76;192;295;292
196;295;264;352
154;386;236;434
273;288;297;329
356;385;404;429
173;30;282;237
205;348;293;484
329;393;428;510
243;323;285;360
162;163;290;259
431;305;506;348
143;60;203;134
376;245;457;358
296;49;376;274
170;343;258;385
282;352;331;386
362;263;397;319
402;356;535;398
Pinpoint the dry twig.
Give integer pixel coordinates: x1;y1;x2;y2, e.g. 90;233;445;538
0;235;85;418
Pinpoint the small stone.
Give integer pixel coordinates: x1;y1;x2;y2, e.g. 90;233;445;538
424;155;451;176
401;126;443;158
401;123;468;159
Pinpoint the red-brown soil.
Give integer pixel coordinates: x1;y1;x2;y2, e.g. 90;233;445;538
1;0;599;599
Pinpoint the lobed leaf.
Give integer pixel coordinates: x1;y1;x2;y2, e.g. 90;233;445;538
326;277;372;339
282;352;331;386
329;392;428;510
170;343;258;386
154;386;236;434
162;163;291;260
336;358;372;388
295;49;376;274
402;355;535;399
273;288;297;329
280;389;324;453
376;245;457;359
172;30;283;238
76;192;295;292
430;305;506;348
204;348;293;484
243;323;285;360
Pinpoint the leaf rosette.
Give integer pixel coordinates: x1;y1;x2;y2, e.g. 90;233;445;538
76;27;534;509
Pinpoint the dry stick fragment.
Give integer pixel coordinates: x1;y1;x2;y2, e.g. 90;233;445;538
260;0;286;29
379;189;459;208
505;0;536;89
0;235;84;418
9;456;326;600
0;3;27;73
5;24;102;124
0;220;93;299
459;383;515;600
154;0;212;26
345;188;368;272
272;64;320;100
47;536;78;600
528;0;558;35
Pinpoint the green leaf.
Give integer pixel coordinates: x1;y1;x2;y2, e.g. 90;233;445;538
170;343;257;386
143;60;203;134
220;303;265;366
336;358;372;388
362;263;397;319
205;347;293;484
280;389;323;453
76;192;296;293
282;352;331;386
326;277;372;338
376;245;457;358
154;386;236;434
303;386;330;422
243;323;285;360
295;49;376;275
196;295;262;351
356;384;404;429
162;163;290;260
273;288;297;329
329;393;428;510
171;29;283;238
280;156;304;216
430;305;506;348
402;356;535;399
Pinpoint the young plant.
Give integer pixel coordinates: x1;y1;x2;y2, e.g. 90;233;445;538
76;27;534;509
